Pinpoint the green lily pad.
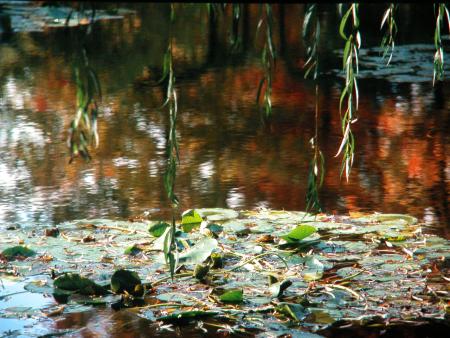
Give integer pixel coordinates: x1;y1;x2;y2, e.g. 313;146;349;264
110;269;142;296
281;224;317;242
54;273;106;296
219;289;243;304
178;237;218;264
148;222;170;237
1;246;36;260
181;209;203;232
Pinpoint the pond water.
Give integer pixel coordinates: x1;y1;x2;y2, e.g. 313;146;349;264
0;3;449;337
0;3;448;238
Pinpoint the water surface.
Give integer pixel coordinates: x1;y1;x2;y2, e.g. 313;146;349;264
0;3;448;238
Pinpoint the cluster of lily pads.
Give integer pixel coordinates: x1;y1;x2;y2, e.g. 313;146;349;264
0;208;449;336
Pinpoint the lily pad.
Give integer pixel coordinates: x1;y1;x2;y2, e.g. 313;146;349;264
110;269;142;296
178;237;218;264
157;310;219;323
281;224;317;242
156;292;196;306
276;303;309;321
269;279;293;298
1;246;36;260
124;244;142;255
148;222;170;237
303;256;324;281
53;273;106;296
196;208;239;221
353;213;417;226
181;209;203;232
219;289;244;304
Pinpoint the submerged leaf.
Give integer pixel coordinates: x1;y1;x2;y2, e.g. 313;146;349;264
2;246;36;260
158;310;219;323
54;273;106;296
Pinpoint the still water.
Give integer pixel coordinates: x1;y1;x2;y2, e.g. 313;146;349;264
0;3;448;237
0;3;449;337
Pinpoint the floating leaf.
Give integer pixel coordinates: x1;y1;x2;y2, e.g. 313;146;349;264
124;244;142;255
158;310;219;323
281;224;317;242
193;264;209;281
210;252;224;268
222;221;250;235
152;227;172;251
2;246;36;260
178;237;218;264
196;208;239;221
24;281;53;294
181;209;203;232
110;269;142;296
269;279;293;298
54;273;106;296
276;303;309;321
156;292;196;306
148;222;170;237
303;256;324;281
205;223;224;235
219;289;243;303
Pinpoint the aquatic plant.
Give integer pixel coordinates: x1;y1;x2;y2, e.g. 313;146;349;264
303;4;324;213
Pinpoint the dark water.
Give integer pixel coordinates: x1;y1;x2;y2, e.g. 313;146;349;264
0;3;449;337
0;3;448;238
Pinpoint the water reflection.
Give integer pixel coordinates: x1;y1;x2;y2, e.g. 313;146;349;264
0;3;448;239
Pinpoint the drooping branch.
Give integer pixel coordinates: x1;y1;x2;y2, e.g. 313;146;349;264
161;4;180;280
336;3;360;181
380;3;397;66
256;4;276;117
303;4;324;213
433;4;450;85
67;7;101;164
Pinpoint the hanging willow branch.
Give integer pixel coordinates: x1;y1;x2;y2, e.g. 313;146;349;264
433;3;450;85
256;4;276;117
67;7;101;163
380;3;397;66
303;4;324;213
160;4;179;280
336;3;360;181
230;4;242;52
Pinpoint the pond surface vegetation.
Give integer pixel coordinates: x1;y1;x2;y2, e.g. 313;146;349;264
0;209;449;337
